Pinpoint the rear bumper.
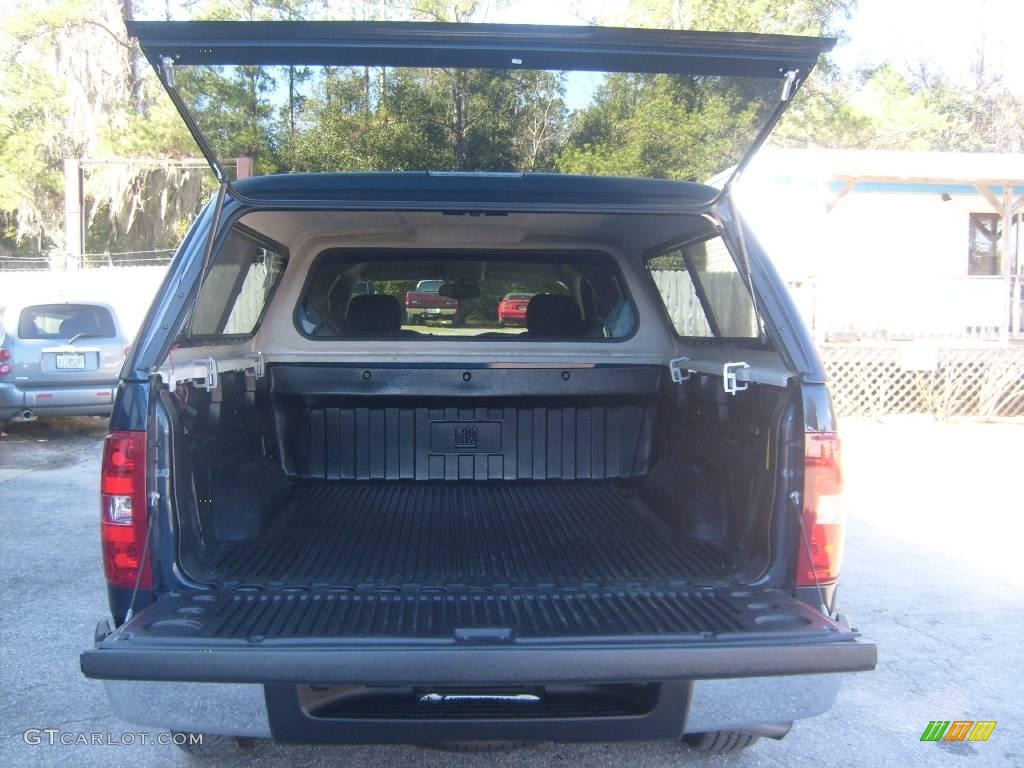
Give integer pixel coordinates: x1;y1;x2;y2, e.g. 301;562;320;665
83;586;875;741
0;381;114;420
100;673;843;742
83;636;876;684
405;307;457;316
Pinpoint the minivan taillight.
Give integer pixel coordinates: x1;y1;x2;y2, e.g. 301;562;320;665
794;432;844;587
100;431;151;589
0;347;11;376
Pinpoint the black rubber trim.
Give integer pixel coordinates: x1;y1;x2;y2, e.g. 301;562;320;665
81;635;877;684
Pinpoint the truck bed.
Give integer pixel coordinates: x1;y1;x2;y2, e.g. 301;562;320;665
204;481;734;590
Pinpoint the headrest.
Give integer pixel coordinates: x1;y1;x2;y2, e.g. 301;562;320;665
346;294;402;337
59;314;97;339
526;294;586;337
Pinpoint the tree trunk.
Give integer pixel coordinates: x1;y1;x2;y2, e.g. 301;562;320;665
119;0;144;111
452;71;467;169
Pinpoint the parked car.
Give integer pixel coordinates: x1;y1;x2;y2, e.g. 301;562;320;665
497;292;535;326
404;279;462;326
0;301;128;427
81;20;875;759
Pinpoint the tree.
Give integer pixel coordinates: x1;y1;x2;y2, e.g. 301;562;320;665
0;0;204;263
560;0;857;178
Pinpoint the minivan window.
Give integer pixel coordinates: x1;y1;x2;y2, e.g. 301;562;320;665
297;250;635;340
18;304;116;340
186;226;288;340
647;236;759;339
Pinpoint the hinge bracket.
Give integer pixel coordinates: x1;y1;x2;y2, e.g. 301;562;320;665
669;357;692;383
723;361;750;395
780;68;799;102
159;56;175;88
194;357;218;390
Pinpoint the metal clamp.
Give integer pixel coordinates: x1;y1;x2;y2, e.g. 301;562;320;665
247;351;265;379
669;357;692;383
193;357;218;390
723;361;750;395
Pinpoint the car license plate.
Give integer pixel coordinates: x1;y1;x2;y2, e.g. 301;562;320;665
425;308;441;314
517;305;527;311
56;353;86;370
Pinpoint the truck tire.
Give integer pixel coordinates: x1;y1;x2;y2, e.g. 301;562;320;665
682;730;760;753
172;733;256;758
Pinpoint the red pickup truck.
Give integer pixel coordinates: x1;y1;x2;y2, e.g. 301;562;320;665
404;280;462;325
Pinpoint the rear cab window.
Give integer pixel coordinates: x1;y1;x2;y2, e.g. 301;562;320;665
18;304;117;340
295;250;636;341
646;235;761;340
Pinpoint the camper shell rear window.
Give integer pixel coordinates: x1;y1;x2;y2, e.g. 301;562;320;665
295;249;637;341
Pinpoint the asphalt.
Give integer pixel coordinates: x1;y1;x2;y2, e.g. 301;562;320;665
1;415;1021;767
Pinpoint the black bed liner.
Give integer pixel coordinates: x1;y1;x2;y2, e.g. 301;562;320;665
203;481;735;590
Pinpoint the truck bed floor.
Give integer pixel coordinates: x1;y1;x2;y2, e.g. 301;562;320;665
206;481;734;590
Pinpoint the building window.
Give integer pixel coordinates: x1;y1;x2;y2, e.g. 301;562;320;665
968;212;1001;276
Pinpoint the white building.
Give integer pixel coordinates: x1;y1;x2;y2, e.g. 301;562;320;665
733;149;1024;343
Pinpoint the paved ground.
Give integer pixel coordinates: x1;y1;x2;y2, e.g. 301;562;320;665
1;415;1021;767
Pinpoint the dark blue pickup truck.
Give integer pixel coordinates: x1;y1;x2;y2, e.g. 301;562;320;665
80;20;874;758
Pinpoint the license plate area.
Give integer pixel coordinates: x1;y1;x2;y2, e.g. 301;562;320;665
266;681;686;743
297;683;658;719
55;353;87;370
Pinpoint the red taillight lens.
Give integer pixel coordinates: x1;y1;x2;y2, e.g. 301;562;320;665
0;363;11;376
100;431;151;589
794;432;845;587
0;348;11;361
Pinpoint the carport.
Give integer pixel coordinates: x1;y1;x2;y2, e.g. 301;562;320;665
824;153;1024;341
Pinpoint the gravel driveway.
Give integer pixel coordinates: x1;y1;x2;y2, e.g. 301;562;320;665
1;415;1021;767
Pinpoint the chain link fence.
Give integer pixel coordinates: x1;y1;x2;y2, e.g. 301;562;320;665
820;345;1024;419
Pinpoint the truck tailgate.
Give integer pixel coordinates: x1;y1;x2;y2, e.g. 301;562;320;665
82;587;876;683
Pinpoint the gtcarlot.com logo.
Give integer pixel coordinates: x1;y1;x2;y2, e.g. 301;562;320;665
23;729;202;747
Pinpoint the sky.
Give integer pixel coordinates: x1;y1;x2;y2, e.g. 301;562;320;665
485;0;1024;92
144;0;1024;98
832;0;1024;90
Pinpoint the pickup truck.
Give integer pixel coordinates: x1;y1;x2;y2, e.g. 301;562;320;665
81;20;874;759
404;279;462;326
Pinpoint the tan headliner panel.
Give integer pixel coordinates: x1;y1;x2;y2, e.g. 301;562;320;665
241;210;711;257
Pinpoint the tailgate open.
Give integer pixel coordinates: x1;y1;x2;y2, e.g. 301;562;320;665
82;587;875;684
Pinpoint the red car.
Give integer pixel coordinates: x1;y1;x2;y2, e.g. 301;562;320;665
497;292;534;326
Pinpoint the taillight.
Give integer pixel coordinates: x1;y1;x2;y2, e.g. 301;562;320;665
794;432;844;586
100;431;151;589
0;347;10;376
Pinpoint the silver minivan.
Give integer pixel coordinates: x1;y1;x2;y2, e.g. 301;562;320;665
0;301;129;426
